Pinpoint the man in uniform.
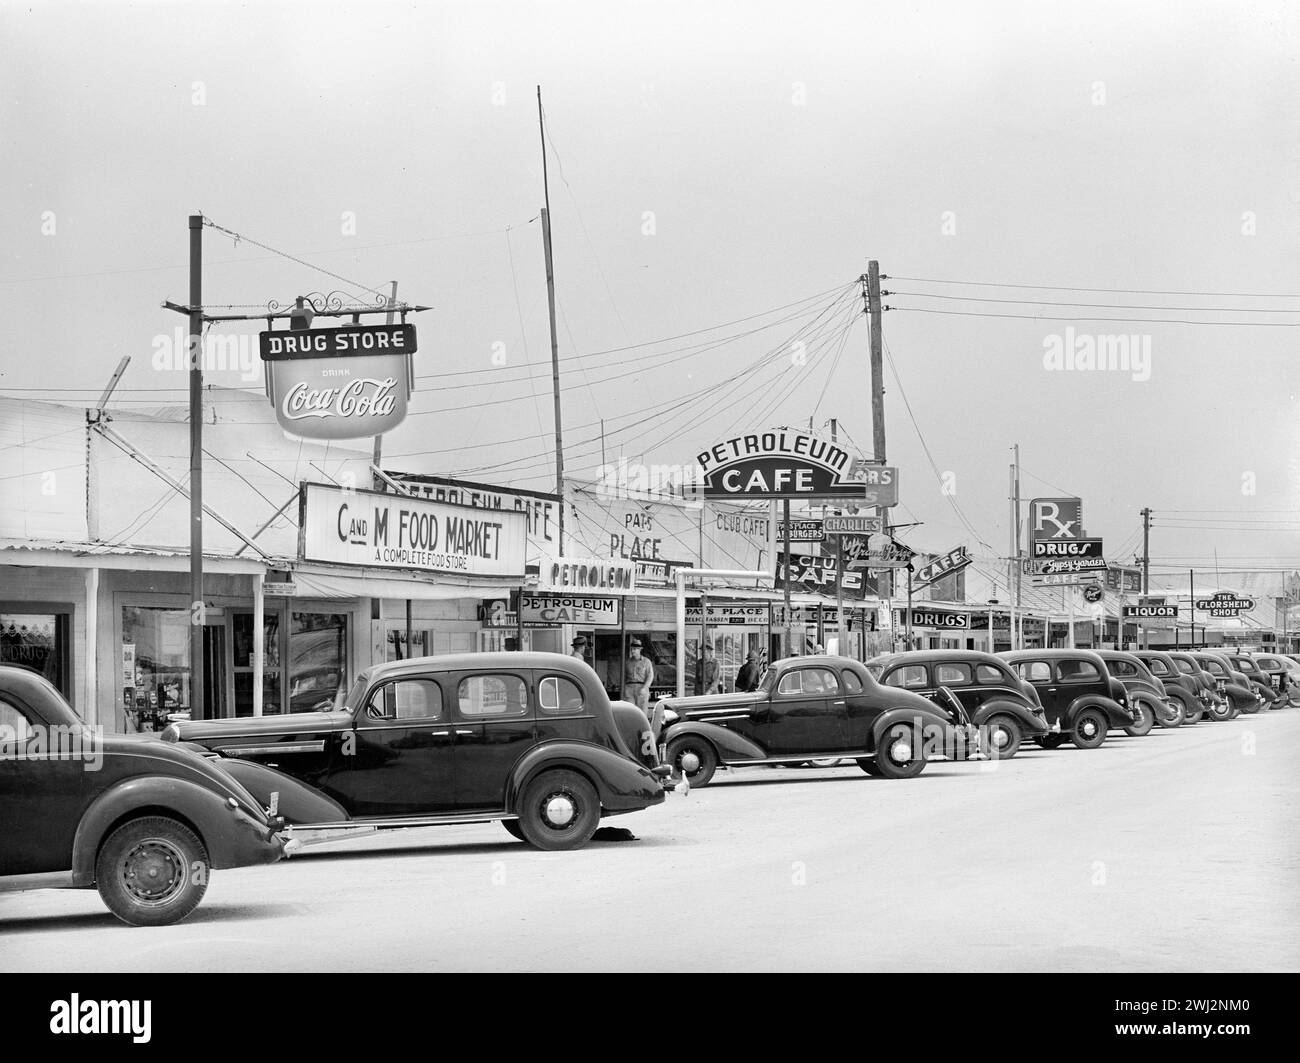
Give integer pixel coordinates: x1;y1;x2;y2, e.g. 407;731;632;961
624;637;654;711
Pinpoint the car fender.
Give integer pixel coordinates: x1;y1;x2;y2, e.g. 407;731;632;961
71;776;281;886
506;741;663;815
1064;695;1131;729
210;758;349;826
660;719;767;763
971;699;1048;736
870;705;951;753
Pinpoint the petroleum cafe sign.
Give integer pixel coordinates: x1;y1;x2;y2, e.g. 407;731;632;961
299;482;526;577
537;555;637;593
260;323;416;440
519;593;621;627
697;429;866;499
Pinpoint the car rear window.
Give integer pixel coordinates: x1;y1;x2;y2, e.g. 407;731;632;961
1057;660;1100;683
975;664;1006;685
458;675;530;717
1109;659;1138;677
1173;658;1196;674
885;665;928;689
538;675;585;716
842;670;864;694
1144;658;1171;676
1257;657;1282;669
778;668;840;695
935;663;971;685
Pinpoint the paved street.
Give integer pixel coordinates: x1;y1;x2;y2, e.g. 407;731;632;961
3;711;1297;972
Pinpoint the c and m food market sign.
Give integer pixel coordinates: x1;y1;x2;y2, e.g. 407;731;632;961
299;482;526;577
260;323;416;440
698;429;867;499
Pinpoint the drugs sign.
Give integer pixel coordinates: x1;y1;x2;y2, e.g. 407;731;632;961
1029;497;1083;541
1032;538;1103;559
903;609;970;630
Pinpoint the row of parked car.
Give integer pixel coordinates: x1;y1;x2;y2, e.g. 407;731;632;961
1;645;1293;926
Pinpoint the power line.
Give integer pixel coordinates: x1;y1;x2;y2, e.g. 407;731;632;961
888;290;1300;314
890;306;1300;327
887;275;1300;299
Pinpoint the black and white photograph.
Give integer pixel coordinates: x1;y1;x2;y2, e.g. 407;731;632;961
0;0;1296;1029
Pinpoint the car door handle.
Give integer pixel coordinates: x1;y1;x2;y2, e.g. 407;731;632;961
429;730;450;737
832;700;845;705
455;729;474;736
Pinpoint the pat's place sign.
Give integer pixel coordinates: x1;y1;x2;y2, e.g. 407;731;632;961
260;323;417;440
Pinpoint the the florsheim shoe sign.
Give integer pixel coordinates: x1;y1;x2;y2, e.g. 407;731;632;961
259;323;417;439
697;429;893;500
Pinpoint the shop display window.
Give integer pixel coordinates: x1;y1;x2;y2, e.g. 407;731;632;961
0;609;70;700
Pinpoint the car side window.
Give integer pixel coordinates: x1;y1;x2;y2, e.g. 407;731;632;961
538;676;585;715
1017;661;1051;683
366;678;443;721
1146;659;1170;676
1110;660;1137;677
807;668;839;694
975;664;1006;685
841;670;864;694
885;665;928;689
0;698;35;741
935;663;971;685
458;674;530;718
1058;660;1100;683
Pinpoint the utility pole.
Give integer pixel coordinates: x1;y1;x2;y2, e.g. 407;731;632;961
863;262;890;633
539;87;565;554
187;215;205;720
832;417;845;657
1140;506;1151;649
1012;443;1022;649
371;280;399;490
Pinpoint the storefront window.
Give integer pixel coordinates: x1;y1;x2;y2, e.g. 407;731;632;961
122;606;191;731
0;610;70;699
287;612;347;714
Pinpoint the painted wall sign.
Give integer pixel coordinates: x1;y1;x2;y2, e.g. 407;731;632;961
538;555;637;592
697;429;864;499
389;473;558;566
519;593;621;627
1029;497;1083;541
261;324;416;440
299;482;526;577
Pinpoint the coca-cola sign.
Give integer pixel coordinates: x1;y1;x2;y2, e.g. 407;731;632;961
260;324;417;440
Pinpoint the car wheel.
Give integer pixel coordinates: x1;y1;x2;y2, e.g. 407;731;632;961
805;758;845;768
1034;734;1067;750
517;770;601;851
1207;699;1234;722
1155;700;1183;728
1182;702;1203;724
984;715;1022;760
1071;708;1107;750
666;736;718;788
1124;698;1155;737
501;819;526;842
874;722;927;779
94;816;209;927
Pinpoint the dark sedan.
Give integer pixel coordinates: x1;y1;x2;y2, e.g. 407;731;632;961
1000;650;1135;749
0;665;292;926
166;652;669;851
655;655;955;786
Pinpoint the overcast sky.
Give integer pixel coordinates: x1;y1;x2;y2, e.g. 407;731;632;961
2;0;1297;586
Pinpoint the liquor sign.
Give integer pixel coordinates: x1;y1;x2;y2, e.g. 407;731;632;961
1029;497;1084;542
1032;538;1103;559
300;482;527;577
1125;604;1178;619
824;514;883;535
389;474;558;566
519;593;621;627
914;545;972;587
901;608;971;630
260;324;416;440
697;429;866;500
685;603;771;626
1194;592;1255;618
776;551;869;598
538;556;637;593
777;518;825;542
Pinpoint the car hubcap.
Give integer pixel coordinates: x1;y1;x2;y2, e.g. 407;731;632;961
543;793;577;828
1082;720;1097;737
680;751;700;775
122;839;186;905
890;737;912;762
992;728;1009;748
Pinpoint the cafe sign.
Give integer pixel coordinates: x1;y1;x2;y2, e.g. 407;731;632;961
519;593;621;627
299;482;526;577
260;324;416;440
914;545;972;587
697;429;865;499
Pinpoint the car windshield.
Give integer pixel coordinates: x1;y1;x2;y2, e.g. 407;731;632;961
334;672;369;713
757;667;779;693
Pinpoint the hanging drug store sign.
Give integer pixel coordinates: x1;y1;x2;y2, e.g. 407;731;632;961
260;324;417;440
300;482;526;577
519;593;621;627
697;429;865;499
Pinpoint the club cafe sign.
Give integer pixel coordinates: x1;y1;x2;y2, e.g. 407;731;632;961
260;323;417;440
697;429;867;499
300;482;526;577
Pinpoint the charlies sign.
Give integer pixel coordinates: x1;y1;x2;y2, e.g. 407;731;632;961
299;482;526;577
697;429;866;499
260;324;417;440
